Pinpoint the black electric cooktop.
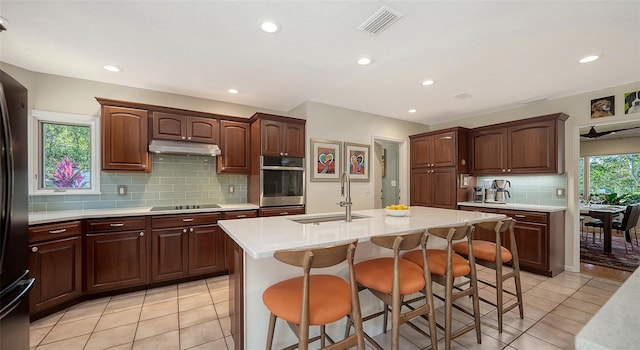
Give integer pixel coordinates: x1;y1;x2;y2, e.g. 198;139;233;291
150;204;221;211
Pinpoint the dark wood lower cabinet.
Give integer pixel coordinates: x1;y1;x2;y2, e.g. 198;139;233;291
85;230;148;293
459;206;565;276
188;224;224;275
29;236;82;314
151;228;189;282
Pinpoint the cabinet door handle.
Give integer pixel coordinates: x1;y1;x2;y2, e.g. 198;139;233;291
284;152;288;156
182;218;194;222
507;169;512;172
139;232;145;237
514;215;526;218
48;228;66;234
502;169;506;172
280;212;289;215
188;137;192;140
110;223;125;227
182;136;186;140
236;215;247;218
190;228;194;232
31;246;38;253
183;228;187;233
141;164;146;169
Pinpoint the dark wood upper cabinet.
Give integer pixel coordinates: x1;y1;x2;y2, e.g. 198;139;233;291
151;112;219;144
218;120;250;174
251;113;306;158
470;113;568;175
410;130;457;168
98;102;151;172
409;128;469;209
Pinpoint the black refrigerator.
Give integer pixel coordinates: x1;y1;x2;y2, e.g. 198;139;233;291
0;69;35;349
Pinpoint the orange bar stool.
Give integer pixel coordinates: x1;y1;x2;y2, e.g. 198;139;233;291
403;225;481;350
353;229;438;350
452;219;524;333
262;239;365;350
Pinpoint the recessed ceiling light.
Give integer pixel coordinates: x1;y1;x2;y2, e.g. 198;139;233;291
408;109;417;113
357;57;372;65
421;79;435;86
579;55;599;63
228;89;239;94
103;65;121;72
261;20;281;33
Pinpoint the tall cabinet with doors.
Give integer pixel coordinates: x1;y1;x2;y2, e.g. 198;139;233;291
248;113;306;216
409;127;469;209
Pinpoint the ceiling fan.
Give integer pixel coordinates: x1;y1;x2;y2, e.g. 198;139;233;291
580;125;640;139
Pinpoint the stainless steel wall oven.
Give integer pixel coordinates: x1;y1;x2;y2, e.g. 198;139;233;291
260;156;305;207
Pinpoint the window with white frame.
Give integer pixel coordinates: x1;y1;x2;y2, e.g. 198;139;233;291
30;110;100;195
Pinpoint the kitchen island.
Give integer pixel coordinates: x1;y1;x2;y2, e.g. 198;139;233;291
218;206;505;349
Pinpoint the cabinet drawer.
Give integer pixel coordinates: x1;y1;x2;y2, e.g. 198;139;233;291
259;206;305;217
223;210;258;220
151;213;220;229
86;217;147;233
29;221;82;243
499;210;547;224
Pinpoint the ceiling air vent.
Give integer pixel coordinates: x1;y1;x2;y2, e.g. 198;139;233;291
358;6;403;35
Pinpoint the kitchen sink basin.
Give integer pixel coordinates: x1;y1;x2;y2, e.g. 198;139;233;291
288;214;369;224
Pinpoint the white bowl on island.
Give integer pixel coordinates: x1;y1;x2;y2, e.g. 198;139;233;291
384;207;409;217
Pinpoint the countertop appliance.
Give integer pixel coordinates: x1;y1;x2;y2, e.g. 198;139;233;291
1;69;35;350
260;156;305;207
494;179;511;203
473;186;484;202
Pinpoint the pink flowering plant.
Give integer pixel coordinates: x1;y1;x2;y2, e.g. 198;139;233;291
47;157;88;188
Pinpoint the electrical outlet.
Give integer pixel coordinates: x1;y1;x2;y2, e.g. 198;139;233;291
229;185;235;194
117;185;127;196
556;188;565;198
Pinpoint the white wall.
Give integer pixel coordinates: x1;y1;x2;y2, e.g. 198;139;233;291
301;101;428;214
433;81;640;273
1;62;283;118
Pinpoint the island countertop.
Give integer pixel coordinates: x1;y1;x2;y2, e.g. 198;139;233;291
575;267;640;349
218;206;506;259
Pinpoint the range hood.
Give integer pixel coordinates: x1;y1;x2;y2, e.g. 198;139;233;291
148;140;221;156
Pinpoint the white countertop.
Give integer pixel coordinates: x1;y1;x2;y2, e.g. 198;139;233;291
575;267;640;349
28;203;259;225
458;201;566;213
218;206;506;259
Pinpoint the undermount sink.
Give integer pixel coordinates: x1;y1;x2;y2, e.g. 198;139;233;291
289;214;369;224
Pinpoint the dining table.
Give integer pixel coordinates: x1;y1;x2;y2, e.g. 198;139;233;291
580;204;627;253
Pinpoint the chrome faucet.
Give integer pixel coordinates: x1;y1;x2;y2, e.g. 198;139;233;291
338;171;352;222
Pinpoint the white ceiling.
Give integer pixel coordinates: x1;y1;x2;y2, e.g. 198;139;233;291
1;1;639;125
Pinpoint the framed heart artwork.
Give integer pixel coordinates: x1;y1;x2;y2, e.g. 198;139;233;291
310;138;341;182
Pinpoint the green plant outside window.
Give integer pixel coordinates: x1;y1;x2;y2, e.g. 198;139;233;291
41;122;91;189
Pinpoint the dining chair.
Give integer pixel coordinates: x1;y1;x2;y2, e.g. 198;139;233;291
584;217;604;245
353;229;438;350
613;204;640;252
451;218;524;333
402;225;481;350
262;239;365;350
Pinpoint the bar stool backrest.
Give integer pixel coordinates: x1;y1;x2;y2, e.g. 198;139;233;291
274;240;358;272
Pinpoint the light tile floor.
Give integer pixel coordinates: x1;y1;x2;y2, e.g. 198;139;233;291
29;264;629;350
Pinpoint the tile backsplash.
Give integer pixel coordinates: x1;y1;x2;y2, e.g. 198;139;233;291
30;154;247;212
474;175;568;206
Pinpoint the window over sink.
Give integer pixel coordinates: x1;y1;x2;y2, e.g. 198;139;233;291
29;110;100;195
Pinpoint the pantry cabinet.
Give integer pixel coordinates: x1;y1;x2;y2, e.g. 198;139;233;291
470;113;568;175
409;127;469;209
28;221;83;315
97;100;151;172
218;120;250;174
458;206;565;277
152;111;219;144
85;217;148;293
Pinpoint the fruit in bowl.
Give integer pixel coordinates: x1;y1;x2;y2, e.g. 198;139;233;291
384;204;409;217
